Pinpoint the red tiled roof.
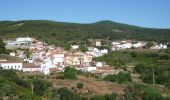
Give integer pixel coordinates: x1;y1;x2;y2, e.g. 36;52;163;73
1;61;22;63
23;63;40;68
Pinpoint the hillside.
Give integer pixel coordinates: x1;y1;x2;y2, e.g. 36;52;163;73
0;20;170;47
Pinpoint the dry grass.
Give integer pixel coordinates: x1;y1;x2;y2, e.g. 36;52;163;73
52;75;125;95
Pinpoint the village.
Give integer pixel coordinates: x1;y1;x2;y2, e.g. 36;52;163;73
0;37;169;77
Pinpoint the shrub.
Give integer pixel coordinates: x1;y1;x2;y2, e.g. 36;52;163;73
64;67;77;80
76;83;84;89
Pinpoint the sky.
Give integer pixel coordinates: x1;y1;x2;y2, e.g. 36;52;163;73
0;0;170;28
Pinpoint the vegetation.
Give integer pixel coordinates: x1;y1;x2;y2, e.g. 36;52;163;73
57;87;83;100
79;45;88;52
0;69;35;99
135;63;170;88
64;67;77;80
123;84;170;100
103;72;132;84
32;79;52;96
95;50;170;88
76;83;84;89
94;51;170;67
0;39;8;54
0;68;170;99
146;42;154;48
92;92;117;100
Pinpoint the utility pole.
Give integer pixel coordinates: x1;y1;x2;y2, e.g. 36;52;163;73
31;83;34;95
152;67;155;85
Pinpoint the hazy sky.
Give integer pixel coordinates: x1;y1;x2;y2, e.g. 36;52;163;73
0;0;170;28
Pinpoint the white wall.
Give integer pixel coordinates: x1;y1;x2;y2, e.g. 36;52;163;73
1;63;22;70
22;68;42;72
85;66;96;72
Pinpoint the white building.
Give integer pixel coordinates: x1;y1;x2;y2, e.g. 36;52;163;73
41;60;56;75
41;60;56;69
16;37;33;45
112;47;116;51
96;62;103;67
122;43;132;49
22;63;42;72
10;52;16;56
53;54;64;64
0;61;22;70
151;44;167;50
85;66;97;72
132;42;143;48
71;45;79;50
96;41;101;47
100;49;108;54
112;42;120;46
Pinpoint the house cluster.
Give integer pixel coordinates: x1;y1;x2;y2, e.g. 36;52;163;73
86;47;108;57
6;37;35;45
3;37;168;76
111;41;146;50
150;43;168;50
1;37;120;77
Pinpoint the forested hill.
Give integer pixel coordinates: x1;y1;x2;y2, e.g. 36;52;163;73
0;20;170;44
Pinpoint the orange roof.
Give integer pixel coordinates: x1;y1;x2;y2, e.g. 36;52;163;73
49;67;61;72
1;61;22;63
97;67;115;70
23;63;40;68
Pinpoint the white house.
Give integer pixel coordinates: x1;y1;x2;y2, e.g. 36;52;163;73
159;44;167;49
122;43;132;49
100;49;108;54
132;42;143;48
10;52;16;56
53;54;64;64
112;47;116;51
151;44;168;50
85;66;97;72
71;45;79;50
41;60;56;75
112;42;120;46
81;54;93;64
22;63;42;72
96;62;103;67
41;60;56;69
0;61;22;70
16;37;33;45
96;41;101;47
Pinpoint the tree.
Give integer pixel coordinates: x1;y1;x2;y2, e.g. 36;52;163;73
92;95;106;100
79;45;88;52
32;79;50;96
105;93;117;100
134;63;147;74
76;83;84;89
146;42;154;48
0;39;7;54
57;87;82;100
64;67;77;79
103;72;132;84
0;83;15;97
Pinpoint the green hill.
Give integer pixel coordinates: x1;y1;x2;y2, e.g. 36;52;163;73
0;20;170;48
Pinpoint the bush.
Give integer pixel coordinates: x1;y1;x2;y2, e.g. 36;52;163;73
103;72;132;84
32;79;51;96
76;83;84;89
57;87;82;100
64;67;77;80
